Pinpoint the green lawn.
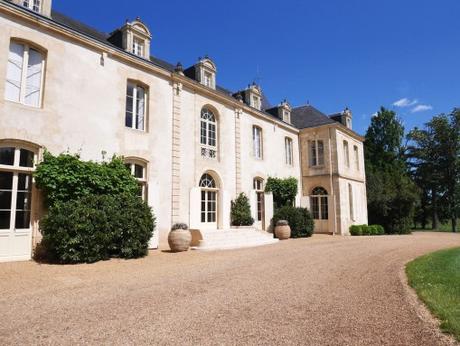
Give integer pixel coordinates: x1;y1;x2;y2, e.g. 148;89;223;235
406;248;460;341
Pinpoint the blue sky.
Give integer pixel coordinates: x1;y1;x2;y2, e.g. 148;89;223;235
53;0;460;135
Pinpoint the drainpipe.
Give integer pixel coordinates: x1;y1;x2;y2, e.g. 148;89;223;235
329;127;337;236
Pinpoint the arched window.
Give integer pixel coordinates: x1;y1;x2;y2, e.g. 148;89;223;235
5;40;46;108
199;173;218;224
200;108;217;159
310;187;328;220
125;160;148;201
0;146;36;231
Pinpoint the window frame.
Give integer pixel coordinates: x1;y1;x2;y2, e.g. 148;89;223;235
309;139;325;167
310;187;328;220
124;160;148;201
348;183;355;221
343;140;350;167
132;36;145;57
22;0;41;12
252;126;263;160
125;81;148;131
200;108;218;159
0;146;36;233
354;145;360;171
5;40;46;108
285;137;293;166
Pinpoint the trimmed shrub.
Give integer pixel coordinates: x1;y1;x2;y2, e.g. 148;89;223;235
231;193;254;226
39;194;155;264
272;206;314;238
34;151;139;207
265;177;298;211
350;224;385;236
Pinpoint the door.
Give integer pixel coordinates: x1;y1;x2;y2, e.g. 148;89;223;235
311;187;329;234
0;146;35;262
199;173;218;229
256;191;265;230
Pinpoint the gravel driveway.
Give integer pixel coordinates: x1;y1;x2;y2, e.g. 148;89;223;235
1;232;459;346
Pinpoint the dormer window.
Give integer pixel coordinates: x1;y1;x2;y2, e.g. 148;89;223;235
108;18;152;60
185;57;216;89
283;110;290;123
252;95;261;110
132;37;145;57
23;0;41;12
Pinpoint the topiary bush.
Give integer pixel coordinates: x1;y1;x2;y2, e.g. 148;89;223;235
272;206;314;238
39;194;155;264
265;177;298;211
350;224;385;236
231;193;254;226
34;151;139;207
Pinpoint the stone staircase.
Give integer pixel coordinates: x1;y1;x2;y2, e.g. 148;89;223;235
192;228;279;251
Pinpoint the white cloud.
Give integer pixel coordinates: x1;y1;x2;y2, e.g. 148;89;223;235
411;104;433;113
393;98;418;107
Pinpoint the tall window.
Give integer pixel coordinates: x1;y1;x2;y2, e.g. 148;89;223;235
309;140;324;167
125;82;146;131
310;187;328;220
5;41;45;108
200;173;217;224
349;183;354;221
254;178;264;222
0;146;35;231
132;37;144;57
283;110;290;123
285;137;293;165
203;72;212;88
343;140;350;167
253;126;263;159
354;145;359;171
125;161;147;201
252;96;261;110
200;108;217;159
23;0;41;12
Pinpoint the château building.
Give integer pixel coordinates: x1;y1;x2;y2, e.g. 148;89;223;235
0;0;367;262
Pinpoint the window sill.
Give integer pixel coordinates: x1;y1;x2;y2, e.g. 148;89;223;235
125;127;148;134
4;99;44;111
309;165;325;169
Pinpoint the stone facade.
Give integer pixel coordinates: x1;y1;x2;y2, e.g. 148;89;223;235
0;0;367;262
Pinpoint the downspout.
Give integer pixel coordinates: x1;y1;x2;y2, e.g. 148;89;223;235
329;127;337;236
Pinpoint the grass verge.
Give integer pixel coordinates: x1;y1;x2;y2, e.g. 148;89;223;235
406;247;460;341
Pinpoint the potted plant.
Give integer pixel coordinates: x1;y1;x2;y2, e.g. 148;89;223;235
168;223;192;252
274;220;291;240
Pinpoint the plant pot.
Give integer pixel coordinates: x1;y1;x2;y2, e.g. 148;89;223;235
275;225;291;240
168;229;192;252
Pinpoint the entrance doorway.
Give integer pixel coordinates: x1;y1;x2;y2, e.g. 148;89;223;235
199;173;218;229
310;187;329;233
253;178;265;230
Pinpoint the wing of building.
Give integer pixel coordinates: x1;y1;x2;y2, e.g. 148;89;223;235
0;0;367;262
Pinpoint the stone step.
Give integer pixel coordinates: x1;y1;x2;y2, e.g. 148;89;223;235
193;228;279;251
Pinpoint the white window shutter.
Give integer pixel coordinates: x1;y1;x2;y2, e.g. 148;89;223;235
24;48;43;107
5;42;24;103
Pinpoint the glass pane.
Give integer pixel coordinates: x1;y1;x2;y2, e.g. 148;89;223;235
318;141;324;165
15;211;30;229
0;147;15;166
5;42;24;103
19;149;34;167
17;173;32;191
0;211;10;229
0;172;13;189
16;192;31;210
321;197;328;220
311;197;319;220
0;191;12;209
125;112;133;128
134;164;144;179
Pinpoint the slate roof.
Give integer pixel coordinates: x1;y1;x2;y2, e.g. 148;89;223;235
291;105;336;129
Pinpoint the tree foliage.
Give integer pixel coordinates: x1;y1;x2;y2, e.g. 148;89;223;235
231;193;254;226
265;177;298;210
407;109;460;232
34;151;139;207
365;107;418;234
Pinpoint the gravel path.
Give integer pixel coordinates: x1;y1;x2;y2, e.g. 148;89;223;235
1;232;460;345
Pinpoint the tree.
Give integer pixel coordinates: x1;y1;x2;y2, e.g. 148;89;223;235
265;177;298;211
230;193;254;226
364;107;418;234
407;109;460;232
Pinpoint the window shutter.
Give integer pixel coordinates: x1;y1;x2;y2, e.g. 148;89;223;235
5;42;24;103
24;48;43;107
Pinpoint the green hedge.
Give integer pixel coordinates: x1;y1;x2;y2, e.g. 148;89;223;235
350;224;385;236
272;206;314;238
39;194;155;264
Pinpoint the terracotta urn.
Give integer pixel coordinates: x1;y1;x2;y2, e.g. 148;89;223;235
168;223;192;252
274;220;291;240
